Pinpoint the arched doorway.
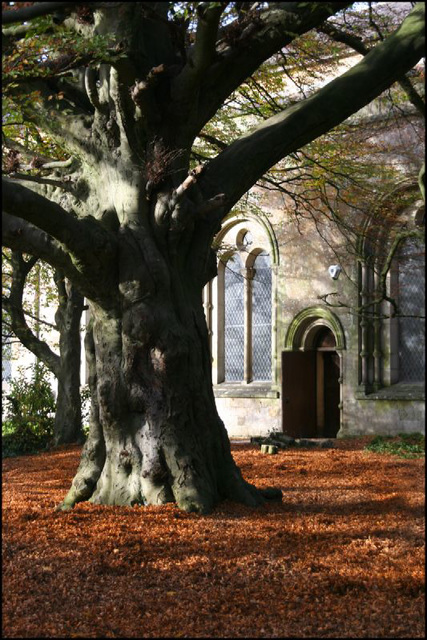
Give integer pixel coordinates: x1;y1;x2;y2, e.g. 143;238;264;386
282;309;345;438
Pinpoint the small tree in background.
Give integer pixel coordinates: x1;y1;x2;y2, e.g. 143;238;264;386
2;363;56;456
2;250;85;446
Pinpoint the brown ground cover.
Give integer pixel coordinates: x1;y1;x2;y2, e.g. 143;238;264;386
2;438;425;638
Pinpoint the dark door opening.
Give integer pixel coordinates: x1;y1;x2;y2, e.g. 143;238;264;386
282;329;341;438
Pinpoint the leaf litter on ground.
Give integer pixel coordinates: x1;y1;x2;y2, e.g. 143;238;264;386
2;437;425;638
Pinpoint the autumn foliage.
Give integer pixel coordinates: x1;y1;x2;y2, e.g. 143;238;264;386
2;438;424;638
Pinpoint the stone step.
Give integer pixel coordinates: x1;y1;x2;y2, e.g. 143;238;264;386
252;434;335;450
294;438;335;449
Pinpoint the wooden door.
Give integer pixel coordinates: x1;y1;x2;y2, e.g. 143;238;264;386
281;351;317;438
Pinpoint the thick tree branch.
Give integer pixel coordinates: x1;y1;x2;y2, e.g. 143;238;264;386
2;212;88;293
3;251;61;377
319;21;425;117
2;184;118;303
193;3;226;70
2;179;90;251
201;2;425;223
173;2;225;104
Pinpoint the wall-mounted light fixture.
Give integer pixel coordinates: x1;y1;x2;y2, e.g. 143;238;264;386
328;264;342;280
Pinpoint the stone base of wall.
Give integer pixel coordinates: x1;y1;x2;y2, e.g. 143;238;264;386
214;389;425;439
340;398;425;437
215;396;281;438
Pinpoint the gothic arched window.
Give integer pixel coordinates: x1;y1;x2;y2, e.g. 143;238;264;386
221;247;272;383
204;220;275;386
359;189;425;392
393;236;425;382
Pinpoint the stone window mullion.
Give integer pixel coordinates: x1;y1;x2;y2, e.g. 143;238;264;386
359;262;372;389
242;267;255;383
373;269;383;390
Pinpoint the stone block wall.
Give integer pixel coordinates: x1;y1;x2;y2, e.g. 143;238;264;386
215;395;281;438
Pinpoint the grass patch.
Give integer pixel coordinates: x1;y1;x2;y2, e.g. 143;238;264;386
364;433;425;459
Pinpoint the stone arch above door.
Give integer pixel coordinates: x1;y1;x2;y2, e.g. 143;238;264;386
284;307;346;351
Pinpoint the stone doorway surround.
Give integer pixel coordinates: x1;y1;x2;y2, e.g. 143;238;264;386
282;307;346;438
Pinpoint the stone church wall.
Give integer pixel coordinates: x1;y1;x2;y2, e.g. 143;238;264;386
213;183;425;439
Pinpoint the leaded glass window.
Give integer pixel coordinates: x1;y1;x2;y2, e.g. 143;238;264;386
241;231;253;249
224;254;244;381
252;252;272;381
396;237;425;382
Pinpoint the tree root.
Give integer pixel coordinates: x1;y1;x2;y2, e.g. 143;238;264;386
55;435;105;511
56;423;281;514
259;486;283;501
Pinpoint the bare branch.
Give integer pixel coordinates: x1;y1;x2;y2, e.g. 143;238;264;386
174;165;205;199
198;133;227;151
6;173;74;192
40;157;75;170
2;2;81;25
2;251;61;376
201;2;425;222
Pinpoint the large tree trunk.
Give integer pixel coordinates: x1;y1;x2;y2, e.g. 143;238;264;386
54;275;85;445
57;220;272;514
54;368;83;445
